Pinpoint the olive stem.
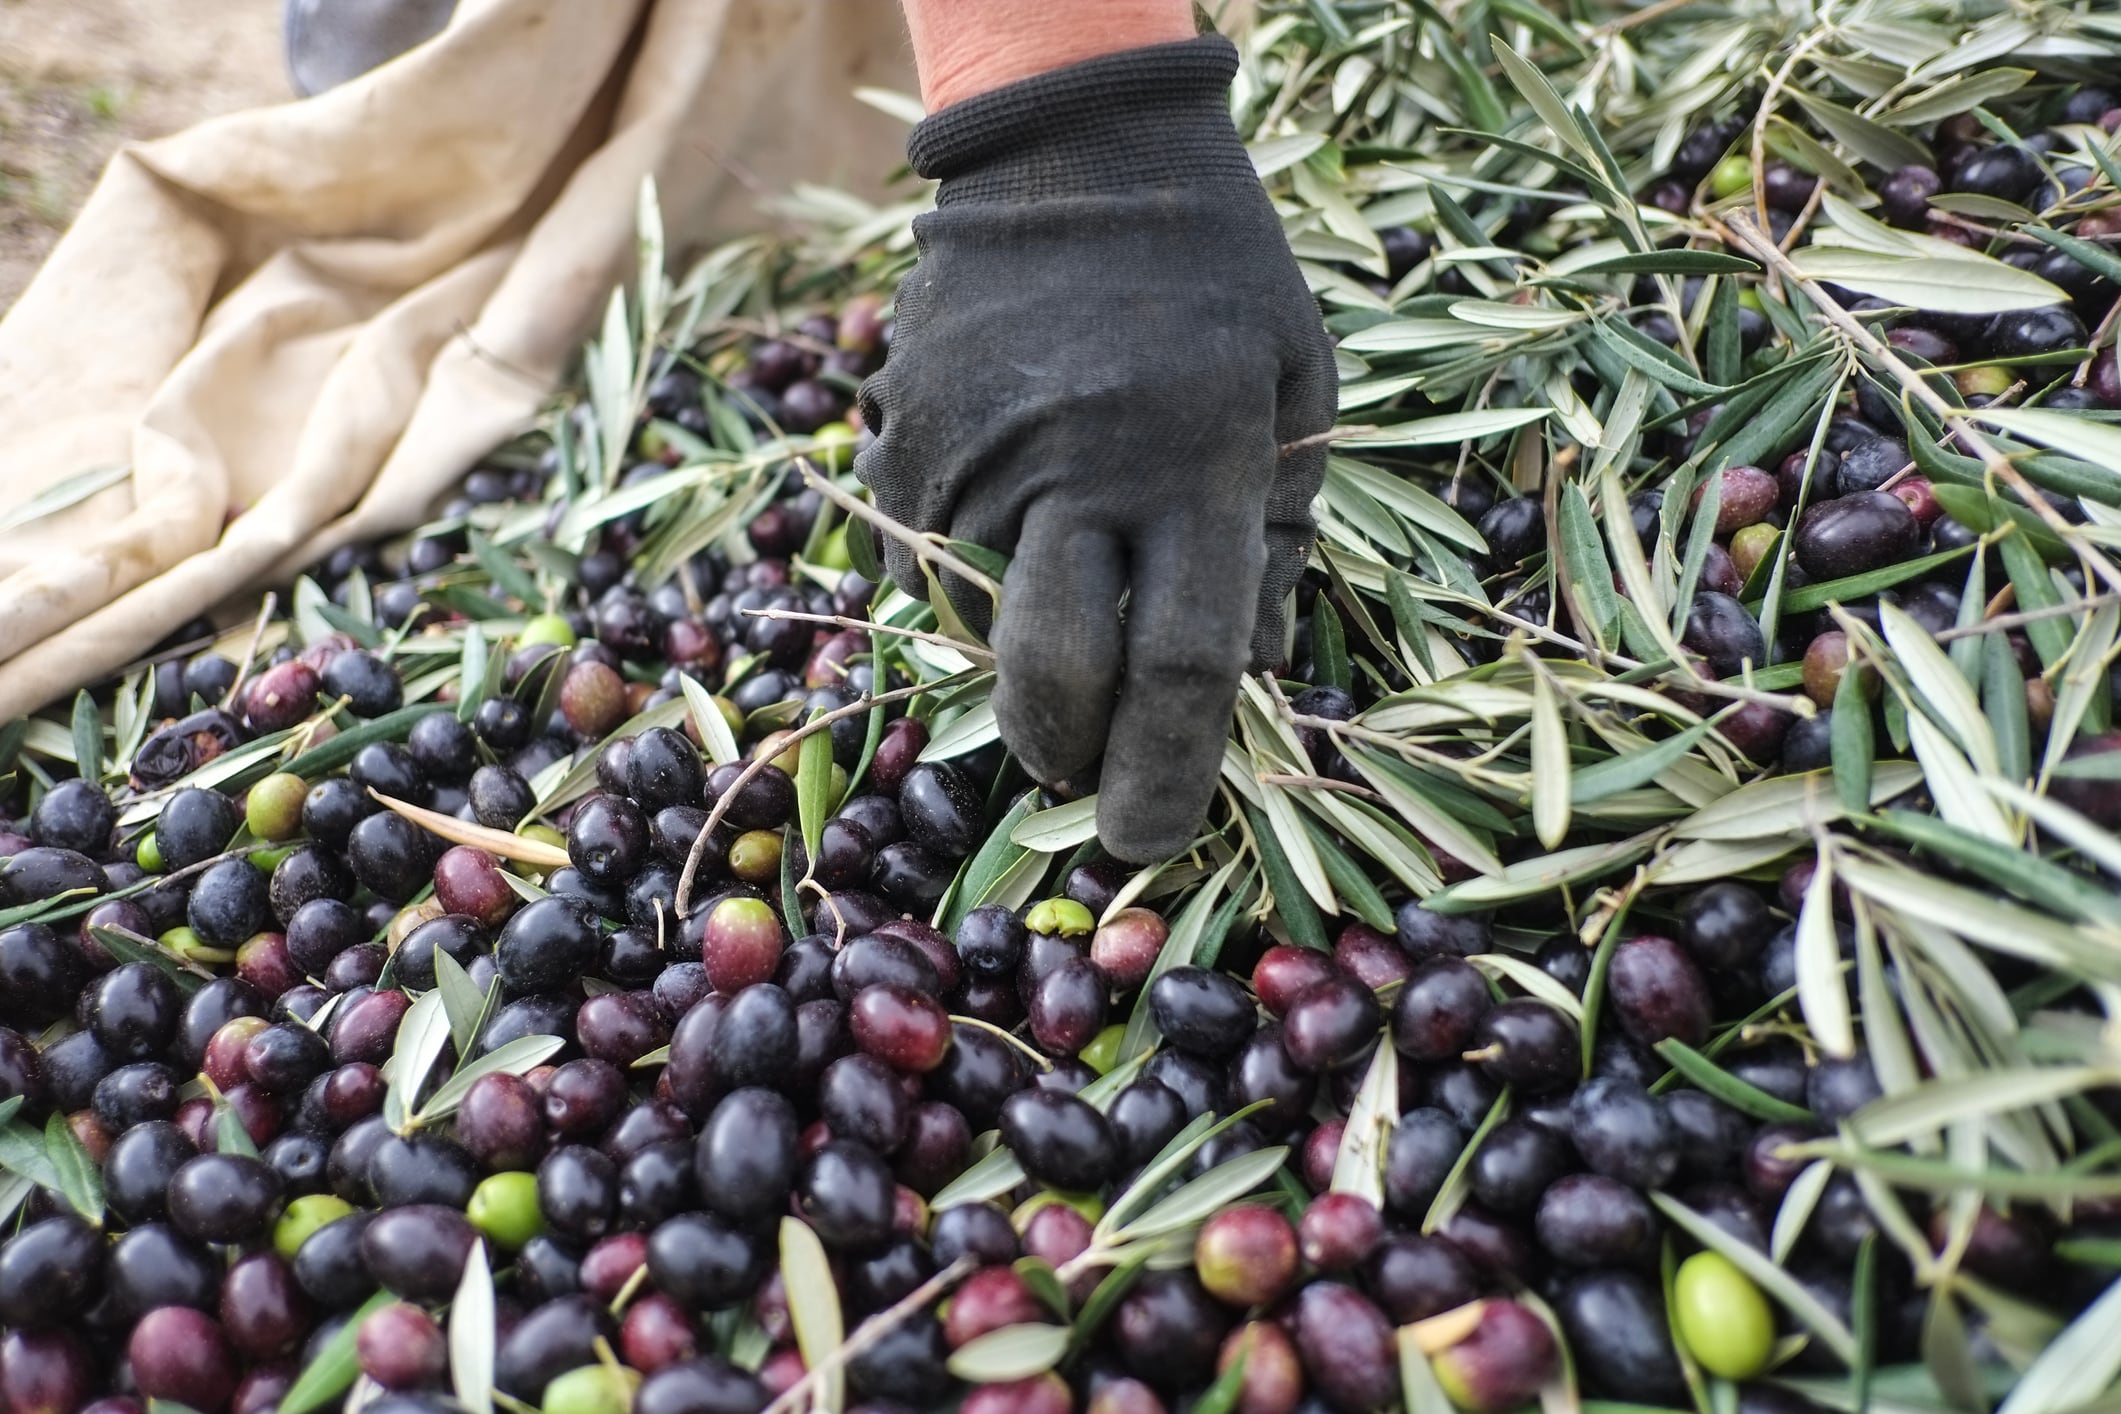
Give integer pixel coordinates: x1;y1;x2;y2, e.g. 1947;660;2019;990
2074;294;2120;390
1934;590;2121;643
738;606;996;665
1722;213;2121;601
671;679;934;919
1747;32;1831;272
798;460;1004;600
90;922;219;981
758;1256;975;1414
1597;0;1706;35
220;592;281;714
1279;425;1376;457
948;1012;1055;1071
1256;772;1386;802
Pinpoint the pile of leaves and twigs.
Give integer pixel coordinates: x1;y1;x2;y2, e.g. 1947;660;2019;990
4;2;2121;1413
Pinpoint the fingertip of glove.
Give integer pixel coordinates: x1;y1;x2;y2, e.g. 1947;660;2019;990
881;542;925;602
1094;789;1209;866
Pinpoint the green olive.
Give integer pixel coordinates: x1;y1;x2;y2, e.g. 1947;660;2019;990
815;523;854;572
245;772;309;843
136;834;164;873
160;926;233;965
812;421;860;473
250;844;297;873
468;1170;545;1251
541;1366;639;1414
1708;154;1754;199
1730;522;1781;581
1673;1250;1775;1379
519;613;579;650
1079;1024;1127;1074
728;829;783;884
274;1194;356;1260
1955;364;2013;399
1024;898;1095;937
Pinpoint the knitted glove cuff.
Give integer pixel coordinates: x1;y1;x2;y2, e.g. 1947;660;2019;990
906;35;1257;204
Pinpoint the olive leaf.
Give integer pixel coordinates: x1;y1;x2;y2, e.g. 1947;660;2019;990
1010;795;1100;852
1794;850;1854;1059
1398;1325;1458;1414
1528;667;1572;849
1332;1042;1399;1209
383;988;453;1132
367;790;570;868
1098;1103;1273;1243
1654;1040;1813;1123
43;1111;103;1223
678;672;740;767
449;1240;496;1414
1651;1193;1858;1363
779;1216;845;1411
1997;1263;2121;1414
945;1323;1069;1384
1110;1145;1290;1243
432;947;492;1060
1771;1159;1835;1264
415;1034;567;1125
281;1290;396;1414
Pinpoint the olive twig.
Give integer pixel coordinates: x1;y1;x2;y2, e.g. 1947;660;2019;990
1278;425;1376;457
1748;33;1830;276
1935;590;2121;643
1723;213;2121;602
738;606;995;665
221;592;280;713
2074;295;2120;389
797;460;1003;600
671;680;933;919
1256;772;1386;802
758;1257;975;1414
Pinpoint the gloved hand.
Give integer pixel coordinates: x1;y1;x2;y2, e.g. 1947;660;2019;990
856;35;1336;863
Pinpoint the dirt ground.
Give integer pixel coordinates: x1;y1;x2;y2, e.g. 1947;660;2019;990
0;0;287;310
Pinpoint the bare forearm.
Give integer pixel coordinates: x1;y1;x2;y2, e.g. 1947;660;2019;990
899;0;1196;110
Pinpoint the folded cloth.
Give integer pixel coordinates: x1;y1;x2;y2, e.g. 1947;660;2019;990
0;0;912;720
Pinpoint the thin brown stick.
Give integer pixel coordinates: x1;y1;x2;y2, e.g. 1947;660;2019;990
1598;0;1704;33
1279;425;1376;456
759;1257;975;1414
798;461;1003;599
221;593;279;712
672;680;934;917
739;607;995;665
2075;295;2121;390
1257;772;1386;802
1935;591;2121;643
1748;35;1827;268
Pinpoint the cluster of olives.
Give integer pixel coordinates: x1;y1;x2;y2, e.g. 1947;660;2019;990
0;634;2076;1406
1358;85;2121;780
0;642;2095;1414
3;70;2118;1414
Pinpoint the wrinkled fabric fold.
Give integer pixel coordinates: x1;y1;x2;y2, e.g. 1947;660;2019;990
0;0;913;720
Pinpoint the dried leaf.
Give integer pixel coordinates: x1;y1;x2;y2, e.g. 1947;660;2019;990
367;790;569;868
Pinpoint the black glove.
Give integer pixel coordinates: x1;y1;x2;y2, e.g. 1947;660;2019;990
856;35;1336;863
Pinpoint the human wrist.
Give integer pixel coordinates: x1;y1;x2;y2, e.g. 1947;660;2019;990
906;0;1197;112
